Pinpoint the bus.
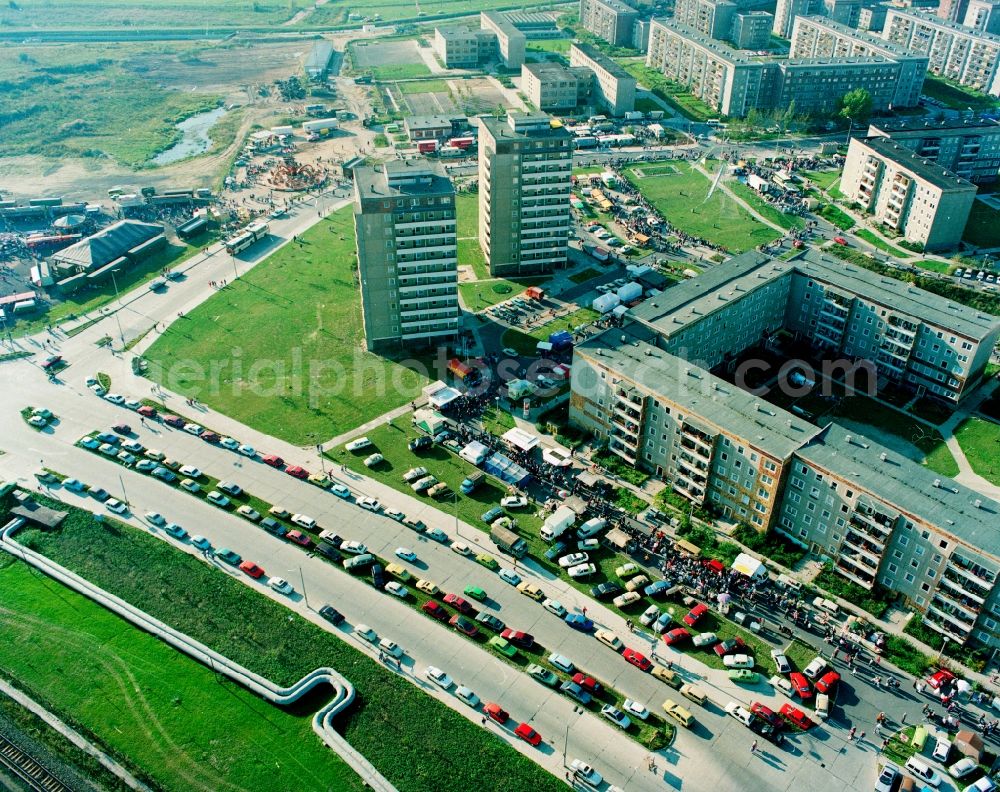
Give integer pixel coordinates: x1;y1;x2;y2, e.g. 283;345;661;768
224;221;269;255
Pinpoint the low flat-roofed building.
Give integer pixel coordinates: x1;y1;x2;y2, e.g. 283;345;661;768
568;42;637;115
521;62;593;111
404;115;464;140
50;219;164;273
433;26;497;67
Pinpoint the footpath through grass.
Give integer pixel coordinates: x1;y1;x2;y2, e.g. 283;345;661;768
728;181;805;231
954;416;1000;486
6;495;565;792
854;229;909;258
143;206;431;444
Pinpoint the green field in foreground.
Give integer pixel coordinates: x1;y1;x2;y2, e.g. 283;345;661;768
143;207;430;444
0;43;222;165
0;557;365;792
955;416;1000;485
0;0;313;28
7;493;564;792
624;164;782;252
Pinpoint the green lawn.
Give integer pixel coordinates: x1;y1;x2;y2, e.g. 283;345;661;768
623;63;717;122
921;75;1000;113
500;308;600;356
0;557;367;792
6;494;565;792
817;203;856;230
855;229;909;258
962;199;1000;249
954;416;1000;485
802;170;841;192
624;164;782;252
458;276;549;311
913;259;952;274
397;78;451;94
728;181;805;230
143;207;430;444
459;238;490;280
455;193;480;239
371;63;431;80
527;39;571;53
569;267;602;284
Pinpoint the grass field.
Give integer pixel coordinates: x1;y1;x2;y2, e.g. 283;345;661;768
624;165;782;252
0;43;222;165
143;207;431;444
913;259;952;274
962;200;1000;249
817;203;856;230
7;495;565;792
802;170;841;192
455;193;479;239
397;78;452;94
459;238;489;280
954;416;1000;485
855;229;909;258
370;63;431;80
312;0;557;26
501;308;600;355
728;181;805;231
0;557;366;792
623;63;716;122
0;0;313;28
921;75;1000;113
458;277;549;311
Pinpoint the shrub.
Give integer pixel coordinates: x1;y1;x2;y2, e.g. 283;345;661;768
814;563;896;618
731;523;806;569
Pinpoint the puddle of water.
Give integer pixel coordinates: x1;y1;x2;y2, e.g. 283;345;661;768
153;106;226;165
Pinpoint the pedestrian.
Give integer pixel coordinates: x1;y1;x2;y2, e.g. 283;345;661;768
750;740;758;754
848;727;856;740
858;731;865;743
874;676;882;689
901;712;908;725
481;717;487;725
881;739;889;752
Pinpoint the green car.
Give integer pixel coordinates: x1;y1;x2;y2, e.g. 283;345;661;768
475;553;499;570
464;585;487;601
488;636;517;658
526;664;558;687
728;669;760;684
216;548;242;566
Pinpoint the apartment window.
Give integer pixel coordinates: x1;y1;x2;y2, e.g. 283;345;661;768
926;570;935;579
904;573;914;583
938;540;948;550
893;550;903;559
887;564;898;574
898;536;909;546
910;559;919;569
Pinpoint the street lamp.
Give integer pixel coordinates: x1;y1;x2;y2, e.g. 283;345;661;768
292;566;309;609
118;474;129;506
109;271;126;346
938;636;949;663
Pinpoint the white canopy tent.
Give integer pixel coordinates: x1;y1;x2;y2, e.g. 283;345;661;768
502;427;540;452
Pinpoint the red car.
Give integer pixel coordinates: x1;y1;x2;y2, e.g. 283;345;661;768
814;671;840;695
500;629;534;648
286;530;313;548
514;723;542;746
663;628;691;646
262;454;284;468
137;405;157;418
40;355;63;370
750;702;784;730
483;702;508;724
285;465;310;479
683;603;708;626
789;672;813;700
928;669;956;690
623;647;652;671
423;601;449;621
792;239;804;249
443;593;474;614
833;236;848;245
572;672;600;693
239;560;265;578
163;415;185;428
713;638;746;657
449;614;479;637
201;431;220;443
780;703;815;730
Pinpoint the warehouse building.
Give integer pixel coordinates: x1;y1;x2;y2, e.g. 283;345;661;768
841;136;979;250
867;117;1000;184
50;220;165;276
569;43;637;115
304;41;334;80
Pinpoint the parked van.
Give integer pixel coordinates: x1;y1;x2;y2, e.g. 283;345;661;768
815;693;830;719
680;684;707;706
577;517;608;540
343;553;375;571
540;505;576;542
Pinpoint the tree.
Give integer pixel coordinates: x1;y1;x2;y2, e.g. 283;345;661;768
838;88;872;123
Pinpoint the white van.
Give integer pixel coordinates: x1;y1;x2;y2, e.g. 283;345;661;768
536;341;554;355
577;517;607;540
815;693;830;719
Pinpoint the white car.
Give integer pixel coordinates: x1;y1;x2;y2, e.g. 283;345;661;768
385;582;409;598
179;465;201;478
723;654;754;669
501;495;528;509
769;675;794;697
144;511;166;526
450;542;471;556
191;535;211;550
116;452;137;465
559;552;588;568
568;563;596;578
121;440;143;453
601;705;631;730
613;592;641;608
803;657;827;680
341;540;368;555
345;437;372;452
395;548;417;562
498;568;521;586
220;437;239;450
364;453;384;468
105;498;128;514
379;639;404;659
269;577;294;595
455;686;480;707
692;632;717;648
548;653;575;673
354;624;378;643
570;760;602;786
385;508;405;522
425;666;453;689
357;497;381;512
104;393;125;404
542;598;567;617
966;778;998;792
948;758;978;779
932;737;951;763
904;758;941;788
238;444;255;457
291;514;316;530
770;650;791;674
623;699;650;720
640;605;661;626
402;466;428;483
79;436;100;449
183;422;203;435
725;701;754;727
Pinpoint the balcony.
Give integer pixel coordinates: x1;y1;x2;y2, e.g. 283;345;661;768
612;415;640;438
850;510;892;543
616;388;644;410
922;612;972;643
673;474;705;502
933;587;980;620
927;600;976;631
834;560;875;590
843;531;883;563
614;403;641;423
609;439;637;465
947;555;997;587
940;570;988;604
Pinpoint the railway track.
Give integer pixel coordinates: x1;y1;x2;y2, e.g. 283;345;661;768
0;732;73;792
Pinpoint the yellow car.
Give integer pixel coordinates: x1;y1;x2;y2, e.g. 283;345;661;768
662;699;694;727
416;579;440;596
385;563;412;582
517;581;545;601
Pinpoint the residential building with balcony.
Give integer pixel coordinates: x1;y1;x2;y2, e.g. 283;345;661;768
352;159;458;351
841;136;979;250
964;0;1000;33
579;0;641;46
883;8;1000;95
478;112;572;277
867;117;1000;184
569;43;637;116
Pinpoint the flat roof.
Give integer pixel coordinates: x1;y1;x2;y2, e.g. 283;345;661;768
591;0;639;14
481;10;521;34
577;328;819;459
570;42;635;80
480;112;572;140
651;19;766;63
887;6;1000;43
853;136;977;190
405;115;456;130
795;14;915;56
353;158;453;199
51;220;163;271
868;117;1000;135
798;425;1000;558
523;61;581;79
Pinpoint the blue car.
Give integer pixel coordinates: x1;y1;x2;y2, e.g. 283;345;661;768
644;580;671;598
95;432;120;445
481;507;503;523
564;613;595;633
654;611;673;633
